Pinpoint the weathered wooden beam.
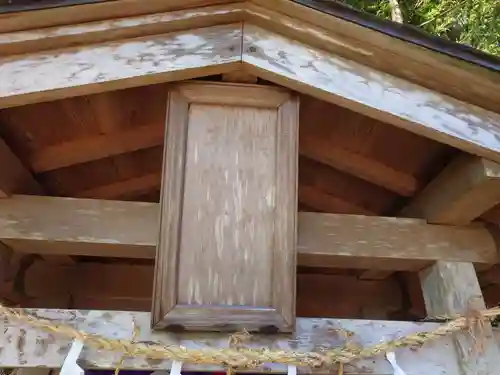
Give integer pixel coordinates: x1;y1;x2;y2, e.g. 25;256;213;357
0;195;497;270
420;262;500;373
241;25;500;165
0;308;471;374
0;24;242;108
0;138;43;197
0;4;243;55
0;0;240;33
21;261;403;318
152;81;298;332
299;95;425;197
28;125;165;173
246;1;500;115
1;18;499;164
299;156;396;216
401;155;500;225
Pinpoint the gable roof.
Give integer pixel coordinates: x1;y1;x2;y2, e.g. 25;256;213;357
0;0;499;163
2;0;499;72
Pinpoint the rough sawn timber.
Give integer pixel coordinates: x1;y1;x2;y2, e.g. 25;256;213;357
0;308;469;374
0;196;497;270
0;4;243;55
241;25;500;164
401;155;500;226
420;262;500;374
0;24;242;108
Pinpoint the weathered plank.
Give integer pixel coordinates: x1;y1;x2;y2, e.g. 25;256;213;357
401;155;500;225
0;24;242;108
0;308;464;374
247;1;500;115
241;24;500;164
0;0;238;33
0;195;497;270
420;262;500;374
153;82;298;332
0;4;243;55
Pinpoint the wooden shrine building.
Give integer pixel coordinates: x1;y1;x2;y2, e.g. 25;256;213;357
0;0;500;374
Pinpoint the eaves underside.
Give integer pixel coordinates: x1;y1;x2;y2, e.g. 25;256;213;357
0;1;499;164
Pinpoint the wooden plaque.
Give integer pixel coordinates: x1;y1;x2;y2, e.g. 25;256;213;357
152;81;299;333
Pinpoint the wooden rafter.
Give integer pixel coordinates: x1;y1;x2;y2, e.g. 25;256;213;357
0;24;242;108
28;125;165;173
0;195;497;270
0;11;498;163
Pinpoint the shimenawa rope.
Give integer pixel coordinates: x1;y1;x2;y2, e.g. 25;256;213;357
1;304;500;370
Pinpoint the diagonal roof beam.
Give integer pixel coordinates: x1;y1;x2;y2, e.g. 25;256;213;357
1;18;500;164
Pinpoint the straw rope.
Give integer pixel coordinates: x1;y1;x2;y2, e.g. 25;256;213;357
1;304;500;370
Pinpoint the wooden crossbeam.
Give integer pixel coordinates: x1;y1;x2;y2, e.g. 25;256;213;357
363;155;500;280
0;24;242;108
0;195;497;270
0;307;481;374
401;155;500;225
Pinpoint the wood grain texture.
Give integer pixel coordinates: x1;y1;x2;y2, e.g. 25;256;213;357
0;138;43;196
0;0;238;33
247;1;500;115
297;212;498;270
28;125;165;172
401;155;500;225
241;25;500;164
420;262;500;374
0;308;466;374
298;95;449;197
0;195;497;269
153;82;298;332
0;4;243;55
21;261;404;319
0;24;242;108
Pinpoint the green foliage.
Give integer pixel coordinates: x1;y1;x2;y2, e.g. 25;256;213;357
340;0;500;56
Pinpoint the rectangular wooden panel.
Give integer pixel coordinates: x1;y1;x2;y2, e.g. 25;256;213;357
152;81;298;333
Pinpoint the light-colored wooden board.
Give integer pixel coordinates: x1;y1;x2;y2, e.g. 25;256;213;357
0;195;497;270
0;308;465;374
0;0;239;33
0;138;43;197
153;82;297;332
242;25;500;164
247;1;500;115
0;4;243;55
0;24;242;108
401;155;500;225
420;261;500;373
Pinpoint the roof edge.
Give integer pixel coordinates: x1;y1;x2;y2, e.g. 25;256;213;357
293;0;500;73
